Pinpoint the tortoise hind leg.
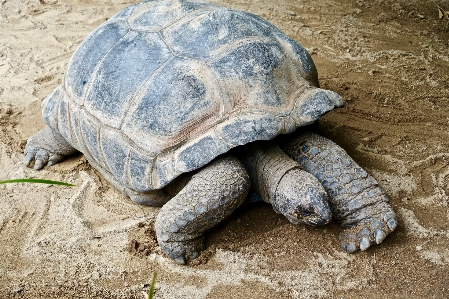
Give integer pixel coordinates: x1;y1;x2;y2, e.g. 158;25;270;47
155;156;250;264
24;125;78;169
281;132;398;253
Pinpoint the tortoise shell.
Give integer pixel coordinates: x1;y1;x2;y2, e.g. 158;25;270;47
41;0;344;191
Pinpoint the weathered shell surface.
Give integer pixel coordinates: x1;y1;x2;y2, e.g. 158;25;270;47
42;0;344;191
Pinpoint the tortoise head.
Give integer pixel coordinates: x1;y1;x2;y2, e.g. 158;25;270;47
273;168;332;226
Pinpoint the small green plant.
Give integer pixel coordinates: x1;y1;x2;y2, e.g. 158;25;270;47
0;178;75;186
148;272;157;299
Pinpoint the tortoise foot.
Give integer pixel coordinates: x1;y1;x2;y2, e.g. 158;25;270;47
339;201;397;253
24;126;76;169
281;132;398;253
157;237;205;265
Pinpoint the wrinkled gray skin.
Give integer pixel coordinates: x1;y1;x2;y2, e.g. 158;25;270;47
240;141;332;227
24;0;397;264
280;132;397;252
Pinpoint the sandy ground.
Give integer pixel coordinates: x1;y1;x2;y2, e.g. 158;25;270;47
1;0;449;298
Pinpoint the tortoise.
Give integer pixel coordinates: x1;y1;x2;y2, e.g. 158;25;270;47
24;0;397;264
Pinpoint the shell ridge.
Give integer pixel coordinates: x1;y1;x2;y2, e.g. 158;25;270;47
272;35;307;89
153;153;177;188
273;33;320;87
128;1;218;32
70;102;85;154
79;111;108;169
118;52;176;130
124;145;133;189
53;88;64;141
118;57;175;137
159;9;215;52
59;97;75;149
55;86;77;148
147;153;157;190
121;56;225;156
160;6;217;32
171;110;286;174
287;87;319;126
204;36;275;64
158;30;176;55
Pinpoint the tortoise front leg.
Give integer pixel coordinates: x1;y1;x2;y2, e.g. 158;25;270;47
281;132;397;253
155;156;250;264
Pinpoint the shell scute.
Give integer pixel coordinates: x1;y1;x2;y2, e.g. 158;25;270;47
100;128;130;186
128;149;155;192
273;32;319;86
57;98;72;144
65;20;129;103
209;40;293;109
174;134;228;172
122;57;222;153
80;114;102;164
84;31;173;128
217;115;283;146
162;8;272;60
210;41;282;79
42;86;62;131
295;90;344;125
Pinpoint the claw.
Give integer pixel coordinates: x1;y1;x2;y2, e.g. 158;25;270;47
48;153;65;166
35;149;49;164
374;229;387;244
346;242;357;253
387;218;397;231
360;236;371;251
23;152;35;167
370;221;385;231
341;234;358;253
357;228;371;238
34;160;44;170
341;240;347;251
174;256;186;265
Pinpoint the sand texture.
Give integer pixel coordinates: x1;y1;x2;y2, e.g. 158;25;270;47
1;0;448;298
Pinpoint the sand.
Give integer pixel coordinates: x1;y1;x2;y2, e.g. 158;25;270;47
1;0;448;298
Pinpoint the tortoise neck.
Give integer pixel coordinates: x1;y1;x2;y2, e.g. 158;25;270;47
242;142;300;203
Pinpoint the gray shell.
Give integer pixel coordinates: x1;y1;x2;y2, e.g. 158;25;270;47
41;0;344;191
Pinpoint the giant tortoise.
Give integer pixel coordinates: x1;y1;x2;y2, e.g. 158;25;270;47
24;0;397;264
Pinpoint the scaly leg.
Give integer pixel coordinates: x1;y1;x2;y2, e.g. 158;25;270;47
282;132;397;253
155;156;250;264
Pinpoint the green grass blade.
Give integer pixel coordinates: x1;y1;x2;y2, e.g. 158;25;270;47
148;272;157;299
0;178;75;186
